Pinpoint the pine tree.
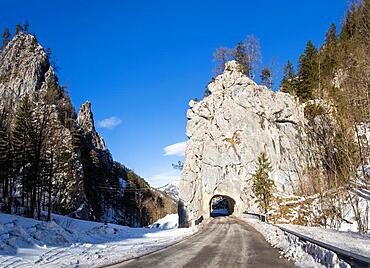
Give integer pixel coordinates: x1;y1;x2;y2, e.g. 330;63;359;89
0;108;13;212
260;67;272;89
2;28;11;49
12;94;34;213
281;60;297;95
251;152;274;220
233;42;249;75
24;21;29;34
325;23;337;45
15;24;23;35
297;41;319;101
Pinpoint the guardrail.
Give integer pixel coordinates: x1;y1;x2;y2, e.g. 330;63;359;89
243;212;370;268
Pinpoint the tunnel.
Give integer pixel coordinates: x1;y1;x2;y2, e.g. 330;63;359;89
209;195;235;217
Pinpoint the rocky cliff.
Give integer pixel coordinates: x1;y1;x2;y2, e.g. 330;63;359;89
179;61;310;226
0;32;175;226
0;33;50;102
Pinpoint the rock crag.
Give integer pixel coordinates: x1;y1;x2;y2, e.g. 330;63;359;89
179;61;309;226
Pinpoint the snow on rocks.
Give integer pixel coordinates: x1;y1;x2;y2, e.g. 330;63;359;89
0;213;196;267
149;214;179;229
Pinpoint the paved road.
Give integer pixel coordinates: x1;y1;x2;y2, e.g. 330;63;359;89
111;216;295;268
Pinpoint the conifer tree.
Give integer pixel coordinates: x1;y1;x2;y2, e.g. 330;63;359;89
251;152;274;221
24;21;29;34
260;67;272;89
2;28;11;49
281;60;297;95
233;42;249;75
297;41;319;101
0;108;13;212
15;24;23;35
12;94;34;212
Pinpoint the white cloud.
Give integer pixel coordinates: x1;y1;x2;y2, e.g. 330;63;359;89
147;170;181;188
163;141;187;156
98;116;122;129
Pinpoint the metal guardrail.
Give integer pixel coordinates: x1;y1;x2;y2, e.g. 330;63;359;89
277;225;370;268
243;212;370;267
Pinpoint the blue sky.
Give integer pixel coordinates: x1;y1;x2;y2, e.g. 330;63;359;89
1;0;347;187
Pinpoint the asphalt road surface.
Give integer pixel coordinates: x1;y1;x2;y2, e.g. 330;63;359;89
110;216;295;268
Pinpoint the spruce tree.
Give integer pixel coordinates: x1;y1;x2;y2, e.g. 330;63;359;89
12;94;34;213
2;28;11;49
251;152;274;220
233;42;249;75
260;67;272;89
24;21;29;34
281;60;297;95
325;23;337;46
0;108;13;212
297;41;319;101
15;24;23;35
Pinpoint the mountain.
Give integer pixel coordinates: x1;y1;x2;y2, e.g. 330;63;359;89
0;32;176;226
157;181;180;201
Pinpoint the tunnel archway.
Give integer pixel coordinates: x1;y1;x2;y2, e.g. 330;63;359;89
209;195;235;217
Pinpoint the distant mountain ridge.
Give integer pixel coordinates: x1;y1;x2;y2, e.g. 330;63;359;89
157;181;180;201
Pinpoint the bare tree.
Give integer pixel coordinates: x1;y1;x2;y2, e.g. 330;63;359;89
213;47;232;75
245;35;262;80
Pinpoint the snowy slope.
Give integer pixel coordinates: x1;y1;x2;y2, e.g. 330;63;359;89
0;213;196;267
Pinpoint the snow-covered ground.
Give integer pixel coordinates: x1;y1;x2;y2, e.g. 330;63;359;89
278;224;370;258
149;214;178;229
0;213;196;267
242;215;349;268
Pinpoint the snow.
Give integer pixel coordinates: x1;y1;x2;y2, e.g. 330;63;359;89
118;178;128;189
278;224;370;258
149;214;178;229
0;212;196;267
241;215;350;268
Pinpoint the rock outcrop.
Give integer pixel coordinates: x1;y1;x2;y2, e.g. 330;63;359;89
77;101;107;151
0;33;50;102
179;61;309;226
0;32;176;226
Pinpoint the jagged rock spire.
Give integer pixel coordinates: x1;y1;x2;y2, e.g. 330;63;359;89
77;101;107;151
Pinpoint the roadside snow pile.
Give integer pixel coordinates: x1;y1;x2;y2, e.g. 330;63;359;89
279;224;370;258
242;216;350;268
149;214;178;229
0;212;196;267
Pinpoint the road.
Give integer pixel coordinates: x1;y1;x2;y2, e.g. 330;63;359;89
110;216;295;268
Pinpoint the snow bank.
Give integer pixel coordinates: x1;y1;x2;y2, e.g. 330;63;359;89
278;224;370;258
149;214;178;229
0;212;196;267
242;216;350;268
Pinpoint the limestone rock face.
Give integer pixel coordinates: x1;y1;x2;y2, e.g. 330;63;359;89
179;61;308;226
0;33;51;102
77;101;107;151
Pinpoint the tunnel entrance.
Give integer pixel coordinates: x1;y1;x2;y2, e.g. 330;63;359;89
209;195;235;217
